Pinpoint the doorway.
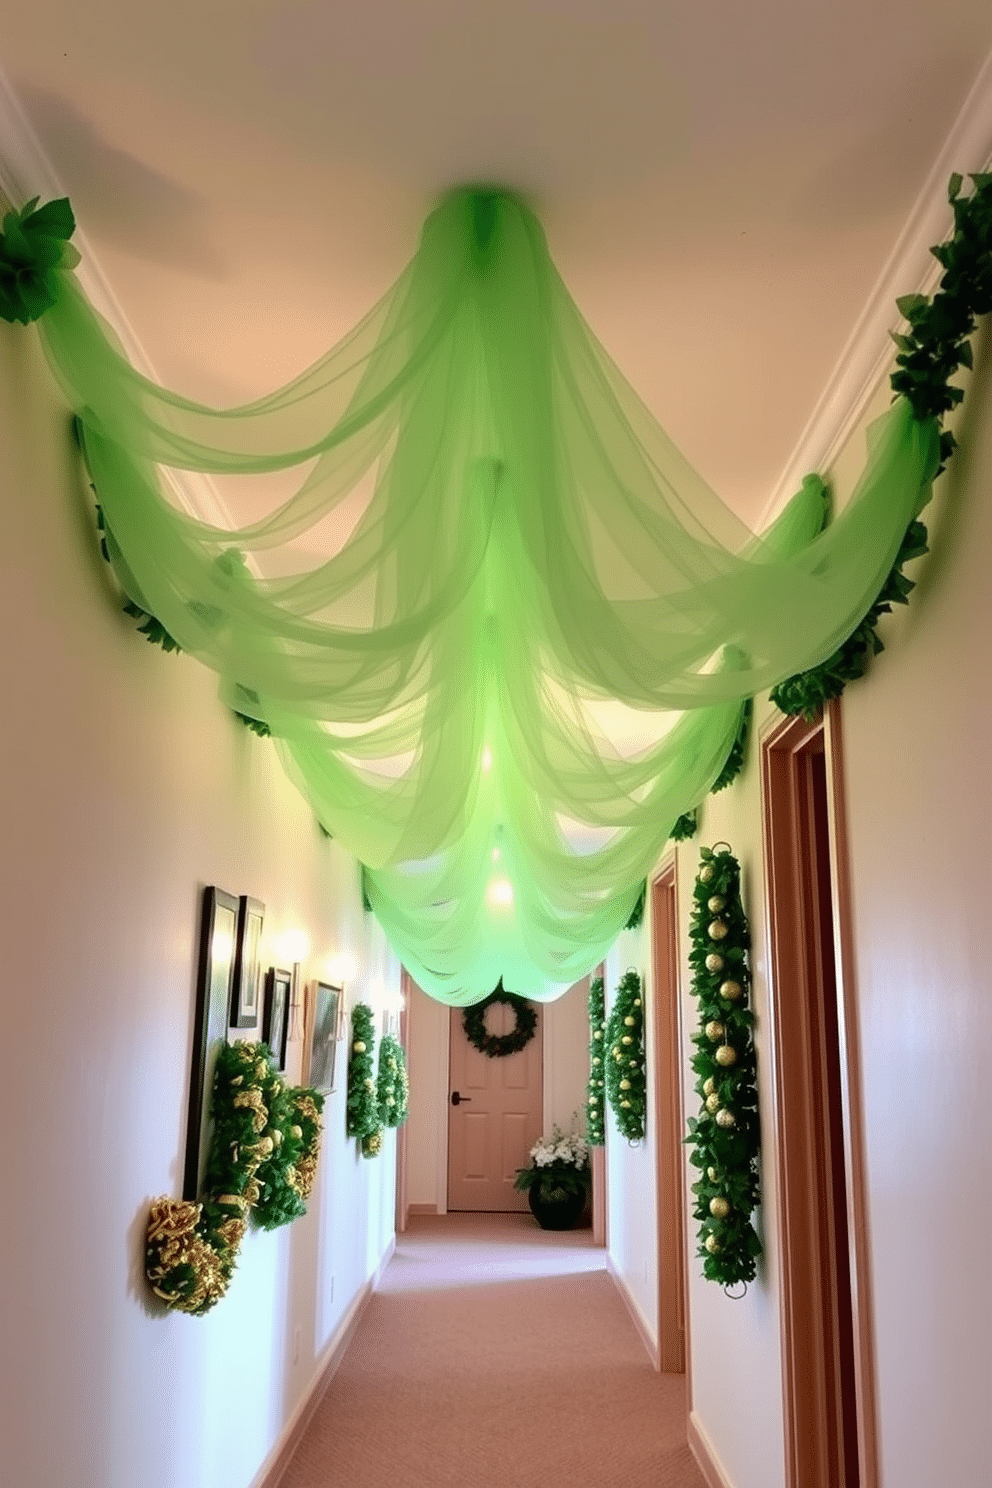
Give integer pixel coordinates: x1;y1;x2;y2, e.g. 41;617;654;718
651;862;687;1373
762;703;877;1488
447;1001;544;1211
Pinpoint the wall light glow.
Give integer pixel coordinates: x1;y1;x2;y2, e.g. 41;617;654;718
488;878;514;907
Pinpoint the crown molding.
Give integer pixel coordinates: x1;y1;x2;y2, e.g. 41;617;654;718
0;63;234;528
758;43;992;528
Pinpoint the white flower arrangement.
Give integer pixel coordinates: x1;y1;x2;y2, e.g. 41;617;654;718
514;1117;590;1193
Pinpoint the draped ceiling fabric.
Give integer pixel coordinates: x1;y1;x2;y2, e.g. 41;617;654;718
37;187;937;1003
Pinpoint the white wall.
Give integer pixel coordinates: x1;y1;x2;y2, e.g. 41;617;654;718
604;925;660;1349
0;323;400;1488
609;352;992;1488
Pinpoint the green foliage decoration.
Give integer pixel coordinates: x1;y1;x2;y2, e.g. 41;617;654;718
347;1002;381;1154
0;196;77;324
772;172;992;719
462;982;537;1058
604;969;646;1141
586;974;607;1146
685;845;762;1292
669;809;698;842
145;1041;325;1315
376;1033;409;1128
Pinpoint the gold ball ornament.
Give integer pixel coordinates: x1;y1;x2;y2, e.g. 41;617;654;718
624;1015;636;1026
707;1166;719;1182
703;1076;716;1095
715;1108;736;1128
708;920;729;941
705;953;724;972
353;1040;366;1053
592;1056;601;1065
588;1095;597;1104
705;1092;722;1113
704;1233;721;1253
622;1035;633;1045
720;980;743;1001
620;1099;631;1108
715;1044;737;1067
707;896;725;913
699;865;714;883
709;1196;731;1219
634;998;642;1007
705;1020;725;1041
620;1079;631;1090
593;1029;602;1039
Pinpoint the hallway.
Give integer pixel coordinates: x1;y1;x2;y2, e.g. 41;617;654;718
279;1214;705;1488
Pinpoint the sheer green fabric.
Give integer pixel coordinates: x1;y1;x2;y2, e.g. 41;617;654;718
36;188;938;1002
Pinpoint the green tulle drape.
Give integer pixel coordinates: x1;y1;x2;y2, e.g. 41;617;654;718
34;187;938;1002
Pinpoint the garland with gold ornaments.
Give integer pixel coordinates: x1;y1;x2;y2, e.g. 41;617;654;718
586;974;606;1145
347;1002;383;1156
145;1041;325;1315
604;969;646;1141
376;1032;409;1128
684;846;761;1291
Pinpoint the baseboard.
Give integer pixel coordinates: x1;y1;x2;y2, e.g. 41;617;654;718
687;1412;735;1488
407;1202;438;1215
249;1237;396;1488
606;1253;659;1370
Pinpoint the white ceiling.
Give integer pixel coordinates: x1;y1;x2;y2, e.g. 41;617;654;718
4;1;992;525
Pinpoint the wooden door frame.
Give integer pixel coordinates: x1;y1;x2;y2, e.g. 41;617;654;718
651;860;689;1374
760;700;878;1488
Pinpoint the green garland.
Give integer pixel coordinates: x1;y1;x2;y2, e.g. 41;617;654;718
669;808;698;842
346;1003;382;1155
684;846;761;1291
624;882;646;930
0;196;77;324
710;700;752;793
586;974;607;1146
145;1041;325;1315
462;982;537;1057
772;172;992;719
604;969;646;1141
376;1033;409;1128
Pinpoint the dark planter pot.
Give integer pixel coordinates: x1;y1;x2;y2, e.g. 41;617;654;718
527;1181;587;1231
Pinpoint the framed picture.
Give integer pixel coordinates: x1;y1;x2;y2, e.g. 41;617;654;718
184;885;239;1201
305;981;342;1092
231;895;265;1028
263;966;291;1073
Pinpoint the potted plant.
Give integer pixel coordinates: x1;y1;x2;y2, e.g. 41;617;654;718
514;1124;591;1230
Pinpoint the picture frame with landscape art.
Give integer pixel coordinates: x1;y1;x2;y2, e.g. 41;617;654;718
305;981;342;1092
263;966;291;1073
183;885;239;1201
231;895;265;1028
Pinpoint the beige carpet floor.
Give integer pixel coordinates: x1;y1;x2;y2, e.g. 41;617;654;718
279;1213;706;1488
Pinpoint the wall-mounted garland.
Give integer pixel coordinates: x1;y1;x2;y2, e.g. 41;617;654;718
346;1003;383;1157
376;1033;409;1128
462;983;537;1057
771;172;992;719
604;969;646;1141
586;974;606;1146
145;1041;324;1315
684;846;761;1292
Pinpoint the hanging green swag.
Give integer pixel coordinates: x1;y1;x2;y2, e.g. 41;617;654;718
4;176;988;1002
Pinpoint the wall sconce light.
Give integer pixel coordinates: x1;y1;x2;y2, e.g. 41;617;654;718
278;928;310;1040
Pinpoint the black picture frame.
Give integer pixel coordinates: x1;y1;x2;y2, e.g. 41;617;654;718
184;885;239;1201
263;966;292;1073
231;895;265;1028
306;981;342;1093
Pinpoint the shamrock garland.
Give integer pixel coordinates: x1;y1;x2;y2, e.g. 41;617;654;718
586;974;607;1146
346;1002;383;1156
604;970;646;1141
376;1033;409;1129
145;1041;325;1315
772;172;992;719
462;983;538;1057
684;846;761;1292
